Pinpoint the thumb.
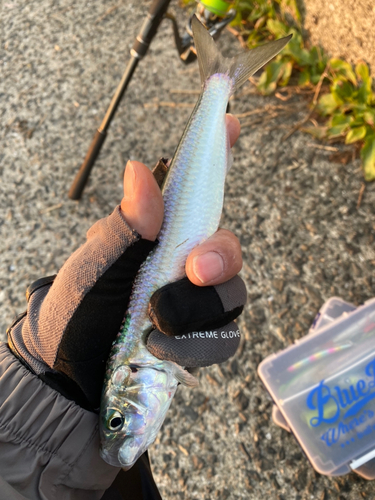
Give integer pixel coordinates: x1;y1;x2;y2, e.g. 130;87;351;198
120;161;164;241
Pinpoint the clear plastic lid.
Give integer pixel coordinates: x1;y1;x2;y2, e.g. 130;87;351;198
308;297;356;334
272;297;357;433
259;298;375;476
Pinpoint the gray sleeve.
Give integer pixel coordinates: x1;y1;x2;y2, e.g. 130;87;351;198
0;343;119;500
10;205;140;374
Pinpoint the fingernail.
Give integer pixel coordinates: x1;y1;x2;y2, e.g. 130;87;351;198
193;252;224;283
123;161;136;201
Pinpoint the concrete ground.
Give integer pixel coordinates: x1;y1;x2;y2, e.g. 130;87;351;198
2;0;375;499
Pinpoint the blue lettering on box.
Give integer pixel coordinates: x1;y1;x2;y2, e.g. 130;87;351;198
305;357;375;448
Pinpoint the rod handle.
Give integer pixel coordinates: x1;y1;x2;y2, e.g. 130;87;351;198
148;0;171;19
132;0;172;58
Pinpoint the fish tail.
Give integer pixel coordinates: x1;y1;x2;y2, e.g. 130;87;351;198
192;15;292;93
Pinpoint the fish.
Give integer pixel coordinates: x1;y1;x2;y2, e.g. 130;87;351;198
99;15;291;469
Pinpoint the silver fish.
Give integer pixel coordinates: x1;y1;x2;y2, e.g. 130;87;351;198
100;16;291;469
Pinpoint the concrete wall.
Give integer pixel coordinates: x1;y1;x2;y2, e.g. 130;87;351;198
303;0;375;76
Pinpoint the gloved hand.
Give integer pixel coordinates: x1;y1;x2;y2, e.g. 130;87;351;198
7;114;246;413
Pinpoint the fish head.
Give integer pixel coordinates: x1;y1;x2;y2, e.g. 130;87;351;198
99;362;178;469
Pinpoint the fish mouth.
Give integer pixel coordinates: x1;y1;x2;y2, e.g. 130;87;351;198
118;435;145;469
100;433;146;468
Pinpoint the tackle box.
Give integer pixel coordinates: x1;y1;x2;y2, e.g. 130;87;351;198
258;297;375;479
271;298;357;433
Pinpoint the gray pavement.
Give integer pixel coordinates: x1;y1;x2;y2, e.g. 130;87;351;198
2;1;375;499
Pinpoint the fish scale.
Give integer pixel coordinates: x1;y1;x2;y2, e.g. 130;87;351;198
99;16;291;469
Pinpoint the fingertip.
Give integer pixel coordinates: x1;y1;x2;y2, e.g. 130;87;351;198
226;114;241;148
121;161;164;241
186;229;243;286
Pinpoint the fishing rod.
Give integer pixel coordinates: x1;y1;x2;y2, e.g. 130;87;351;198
68;0;236;200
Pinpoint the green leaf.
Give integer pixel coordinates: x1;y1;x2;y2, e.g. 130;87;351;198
346;102;367;114
330;113;352;126
327;126;348;138
350;112;365;128
298;69;310;86
257;60;287;95
329;58;357;85
364;110;375;127
237;0;254;10
257;76;275;95
281;29;303;58
355;61;373;105
331;79;354;103
229;10;244;27
355;61;371;85
327;113;352;138
310;71;323;85
351;116;366;127
345;126;367;144
279;60;293;86
327;113;353;137
266;19;289;37
286;38;311;66
318;93;339;116
315;47;329;73
247;30;264;48
361;135;375;181
308;46;320;65
357;86;372;105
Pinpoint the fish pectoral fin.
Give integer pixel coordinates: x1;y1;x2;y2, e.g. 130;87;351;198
169;362;199;387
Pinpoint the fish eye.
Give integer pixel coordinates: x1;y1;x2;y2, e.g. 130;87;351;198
106;409;124;431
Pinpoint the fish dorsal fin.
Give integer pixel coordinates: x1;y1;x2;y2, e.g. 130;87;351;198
191;15;292;93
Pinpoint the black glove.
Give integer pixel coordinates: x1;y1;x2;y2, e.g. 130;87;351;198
147;275;245;367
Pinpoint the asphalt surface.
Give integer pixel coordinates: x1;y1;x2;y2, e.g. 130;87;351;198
2;1;375;499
